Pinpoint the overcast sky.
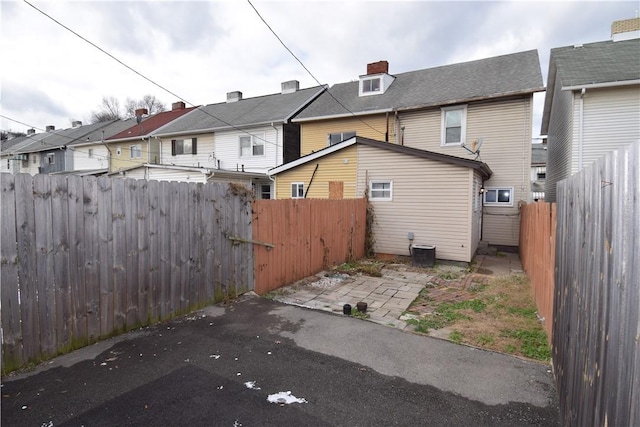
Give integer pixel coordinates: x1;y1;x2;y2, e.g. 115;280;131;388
1;0;637;139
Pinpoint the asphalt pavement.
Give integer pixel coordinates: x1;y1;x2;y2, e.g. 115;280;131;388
1;294;559;426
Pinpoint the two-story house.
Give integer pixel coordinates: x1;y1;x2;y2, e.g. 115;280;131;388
151;81;325;197
105;101;197;178
541;18;640;202
271;52;544;260
531;142;547;201
66;118;141;175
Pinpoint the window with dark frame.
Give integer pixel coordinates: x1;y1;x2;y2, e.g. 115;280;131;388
171;138;197;156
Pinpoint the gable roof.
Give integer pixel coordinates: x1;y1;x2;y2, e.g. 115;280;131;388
269;136;492;179
155;85;326;137
294;50;544;121
107;106;197;142
67;118;140;147
541;38;640;133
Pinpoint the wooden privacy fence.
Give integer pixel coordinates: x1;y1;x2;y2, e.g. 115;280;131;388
1;174;252;373
554;141;639;426
252;198;367;295
519;201;556;342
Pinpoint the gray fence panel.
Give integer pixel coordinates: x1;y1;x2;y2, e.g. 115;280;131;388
554;141;639;426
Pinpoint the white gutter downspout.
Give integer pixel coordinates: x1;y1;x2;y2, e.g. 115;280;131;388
578;88;586;170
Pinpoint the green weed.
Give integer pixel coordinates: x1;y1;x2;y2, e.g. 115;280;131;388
501;329;551;361
449;331;464;344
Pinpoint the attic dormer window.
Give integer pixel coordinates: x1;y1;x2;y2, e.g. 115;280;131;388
362;78;381;93
359;73;394;97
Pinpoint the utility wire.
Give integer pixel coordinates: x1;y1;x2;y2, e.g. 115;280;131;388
22;0;284;149
247;0;385;137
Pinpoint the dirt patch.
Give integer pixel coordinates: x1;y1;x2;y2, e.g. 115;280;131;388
405;272;550;362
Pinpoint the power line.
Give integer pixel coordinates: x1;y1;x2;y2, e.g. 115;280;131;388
22;0;282;149
247;0;385;137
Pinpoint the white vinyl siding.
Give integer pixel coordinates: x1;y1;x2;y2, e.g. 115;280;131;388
214;126;282;173
400;97;533;246
570;85;640;174
356;144;475;262
73;145;110;170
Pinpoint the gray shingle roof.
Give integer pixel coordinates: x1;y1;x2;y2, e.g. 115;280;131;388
550;38;640;88
295;50;543;120
541;38;639;134
269;136;492;179
155;86;326;136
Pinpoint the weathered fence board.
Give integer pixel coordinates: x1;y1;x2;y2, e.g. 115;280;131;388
554;141;639;426
68;175;87;347
15;174;39;362
1;175;252;373
97;176;114;337
1;174;22;370
83;176;100;342
111;178;127;332
34;174;56;357
253;198;367;295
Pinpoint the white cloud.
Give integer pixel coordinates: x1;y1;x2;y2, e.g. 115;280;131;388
1;0;637;138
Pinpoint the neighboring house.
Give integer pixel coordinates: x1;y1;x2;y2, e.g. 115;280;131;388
290;52;544;249
0;126;67;175
65;118;140;175
105;101;196;175
152;81;325;197
541;18;640;202
0;121;122;176
531;143;547;201
269;136;492;262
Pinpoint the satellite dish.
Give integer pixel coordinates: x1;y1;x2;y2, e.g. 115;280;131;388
471;138;483;153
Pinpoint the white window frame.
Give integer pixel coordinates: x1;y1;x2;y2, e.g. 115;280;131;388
327;131;356;146
441;105;467;146
45;153;55;165
291;182;304;199
116;146;122;156
360;77;381;96
483;187;514;207
369;180;393;201
239;133;265;157
130;144;142;159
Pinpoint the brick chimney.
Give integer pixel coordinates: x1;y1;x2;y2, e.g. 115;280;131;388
27;128;36;135
227;91;243;103
72;120;82;128
172;101;186;110
135;108;148;117
367;60;389;75
45;125;55;132
281;80;300;94
611;17;640;41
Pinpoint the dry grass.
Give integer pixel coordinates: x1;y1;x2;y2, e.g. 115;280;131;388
407;274;551;361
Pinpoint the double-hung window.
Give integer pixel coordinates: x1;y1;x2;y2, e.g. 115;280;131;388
291;182;304;199
171;138;197;155
45;154;55;164
240;134;265;157
441;105;467;146
130;145;142;159
483;187;513;206
369;180;392;201
361;77;381;94
327;131;356;146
